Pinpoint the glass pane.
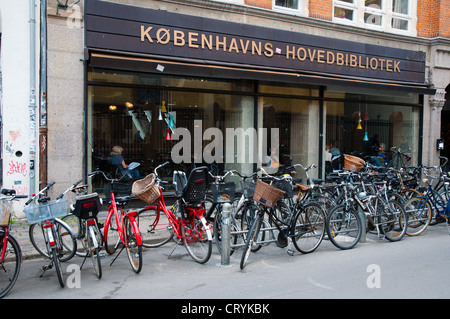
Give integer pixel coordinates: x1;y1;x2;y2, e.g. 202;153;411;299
365;0;382;9
392;0;408;14
392;18;409;30
275;0;298;9
324;91;420;174
334;7;354;20
260;96;319;180
364;12;382;26
88;83;256;191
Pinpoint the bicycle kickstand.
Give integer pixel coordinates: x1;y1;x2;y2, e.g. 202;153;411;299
167;237;183;259
110;245;125;267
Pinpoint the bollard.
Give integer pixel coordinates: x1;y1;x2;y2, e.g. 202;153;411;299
221;203;231;266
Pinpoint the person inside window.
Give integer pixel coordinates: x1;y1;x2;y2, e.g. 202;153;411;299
108;145;141;179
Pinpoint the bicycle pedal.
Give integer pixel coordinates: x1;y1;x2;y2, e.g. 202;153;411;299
287;249;295;256
378;234;385;240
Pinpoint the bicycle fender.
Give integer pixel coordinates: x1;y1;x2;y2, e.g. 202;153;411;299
127;215;143;246
88;225;99;249
200;217;213;241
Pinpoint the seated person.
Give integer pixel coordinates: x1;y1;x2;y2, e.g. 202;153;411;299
108;145;141;179
377;143;388;164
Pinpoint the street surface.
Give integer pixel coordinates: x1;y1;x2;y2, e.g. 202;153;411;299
5;221;450;306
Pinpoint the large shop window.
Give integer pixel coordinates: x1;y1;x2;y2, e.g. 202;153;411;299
87;69;259;189
324;87;420;172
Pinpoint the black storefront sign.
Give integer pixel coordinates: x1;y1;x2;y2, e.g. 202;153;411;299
85;0;427;87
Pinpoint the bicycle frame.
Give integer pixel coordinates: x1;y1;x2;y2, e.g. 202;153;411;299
0;227;10;262
103;191;142;247
144;188;210;241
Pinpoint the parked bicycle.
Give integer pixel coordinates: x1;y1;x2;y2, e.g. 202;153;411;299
403;165;449;236
90;170;143;273
133;162;213;264
240;168;326;270
63;177;103;279
0;189;27;298
24;182;78;287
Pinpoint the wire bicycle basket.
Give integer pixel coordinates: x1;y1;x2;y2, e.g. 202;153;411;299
24;198;68;225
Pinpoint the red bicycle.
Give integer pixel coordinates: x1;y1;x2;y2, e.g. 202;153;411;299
0;189;27;298
133;162;212;264
92;171;143;273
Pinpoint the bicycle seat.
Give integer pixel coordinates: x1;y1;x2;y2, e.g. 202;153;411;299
38;196;51;203
1;189;16;196
297;184;311;191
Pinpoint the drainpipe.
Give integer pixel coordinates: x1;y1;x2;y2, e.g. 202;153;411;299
40;0;47;189
29;0;37;195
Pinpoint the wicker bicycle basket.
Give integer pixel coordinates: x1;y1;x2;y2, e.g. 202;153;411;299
132;173;160;204
0;201;13;226
344;154;365;171
253;179;285;208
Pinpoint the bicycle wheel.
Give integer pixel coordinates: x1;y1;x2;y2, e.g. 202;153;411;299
51;245;65;288
87;224;102;279
29;220;77;262
240;212;263;270
403;197;432;236
181;212;212;264
239;202;264;252
55;219;77;262
105;212;120;255
213;209;239;256
136;207;173;248
326;204;362;250
61;214;86;257
292;203;325;254
0;234;22;298
124;216;143;273
379;199;408;241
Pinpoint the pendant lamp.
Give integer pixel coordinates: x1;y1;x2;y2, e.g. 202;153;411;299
168;114;175;128
158;108;163;120
356;120;362;130
165;128;171;140
363;131;369;141
356;112;362;129
363;110;369;121
161;100;167;113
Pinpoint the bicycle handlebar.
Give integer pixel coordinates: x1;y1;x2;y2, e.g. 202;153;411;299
25;181;56;205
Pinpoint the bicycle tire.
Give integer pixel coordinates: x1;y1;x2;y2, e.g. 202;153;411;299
136;207;173;248
326;204;362;250
240;212;263;270
239;202;264;252
29;220;77;262
51;245;65;288
379;199;408;241
124;216;143;273
55;218;77;262
403;196;432;236
292;203;325;254
0;234;22;298
181;213;212;264
88;224;102;279
213;209;239;255
104;211;120;255
61;214;86;257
